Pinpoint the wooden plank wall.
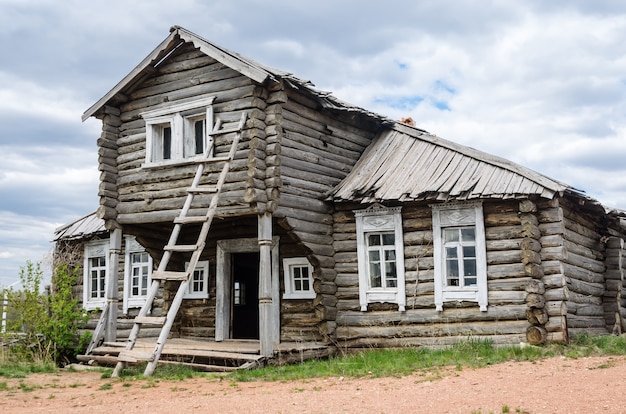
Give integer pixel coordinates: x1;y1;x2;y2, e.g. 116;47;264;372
111;43;268;224
333;201;529;348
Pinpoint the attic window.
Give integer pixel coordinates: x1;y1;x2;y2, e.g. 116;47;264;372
142;97;215;167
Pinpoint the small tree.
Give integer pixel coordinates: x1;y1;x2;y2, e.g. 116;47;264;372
2;261;91;365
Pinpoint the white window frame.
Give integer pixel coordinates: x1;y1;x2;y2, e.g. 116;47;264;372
82;239;109;311
355;204;406;312
142;96;215;168
432;201;488;312
183;260;210;299
282;257;315;300
123;236;153;314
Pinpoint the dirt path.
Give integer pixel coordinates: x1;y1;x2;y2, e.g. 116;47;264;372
1;355;624;413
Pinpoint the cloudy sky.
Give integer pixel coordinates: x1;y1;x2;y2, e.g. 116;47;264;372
1;0;625;287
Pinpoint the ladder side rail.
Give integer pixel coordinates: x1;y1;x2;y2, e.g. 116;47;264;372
111;278;162;377
85;301;109;355
144;279;191;376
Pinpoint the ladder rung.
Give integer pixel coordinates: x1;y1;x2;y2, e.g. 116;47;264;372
174;216;208;225
151;271;189;281
118;350;155;363
193;156;230;164
187;185;218;194
164;244;198;252
134;316;166;325
210;127;242;136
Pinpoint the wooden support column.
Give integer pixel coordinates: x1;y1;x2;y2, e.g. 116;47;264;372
105;227;121;342
258;212;274;357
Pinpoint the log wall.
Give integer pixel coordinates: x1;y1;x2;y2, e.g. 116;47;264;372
107;43;269;225
559;199;609;337
333;200;530;348
152;217;324;342
274;88;379;341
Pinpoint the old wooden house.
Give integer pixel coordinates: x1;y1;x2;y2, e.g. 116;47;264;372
76;26;626;374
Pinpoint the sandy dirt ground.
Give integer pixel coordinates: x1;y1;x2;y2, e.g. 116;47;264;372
1;355;625;413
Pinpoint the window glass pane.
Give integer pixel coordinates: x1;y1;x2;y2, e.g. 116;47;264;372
386;277;397;288
369;263;381;287
302;279;310;291
444;229;459;242
461;228;475;241
368;234;381;246
445;247;458;259
463;246;475;258
369;250;380;262
384;249;396;261
294;279;302;291
464;259;477;276
464;277;477;286
163;127;172;159
385;262;397;278
194;120;204;154
446;259;459;277
382;233;395;245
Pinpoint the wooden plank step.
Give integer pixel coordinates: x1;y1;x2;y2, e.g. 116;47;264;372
187;185;218;194
102;341;126;348
164;244;198;252
77;355;259;372
174;216;208;225
135;316;166;325
117;350;155;363
151;271;189;281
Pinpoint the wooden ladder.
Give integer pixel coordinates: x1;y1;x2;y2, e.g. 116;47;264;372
111;111;247;377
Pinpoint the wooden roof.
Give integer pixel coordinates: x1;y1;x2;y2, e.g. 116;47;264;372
83;26;389;123
330;122;581;203
53;211;106;241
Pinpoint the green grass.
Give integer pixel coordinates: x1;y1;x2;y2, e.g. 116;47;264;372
2;333;626;384
229;334;626;382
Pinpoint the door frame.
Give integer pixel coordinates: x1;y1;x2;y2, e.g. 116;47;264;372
215;237;280;343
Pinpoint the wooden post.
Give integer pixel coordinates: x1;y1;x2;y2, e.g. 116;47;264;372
258;212;274;357
105;228;121;342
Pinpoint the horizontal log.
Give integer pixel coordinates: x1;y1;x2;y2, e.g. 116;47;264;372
566;277;604;297
336;320;529;340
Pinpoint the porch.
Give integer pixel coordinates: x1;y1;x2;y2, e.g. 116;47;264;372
78;337;332;372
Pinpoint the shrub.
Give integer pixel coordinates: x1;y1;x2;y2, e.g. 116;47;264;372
1;261;91;365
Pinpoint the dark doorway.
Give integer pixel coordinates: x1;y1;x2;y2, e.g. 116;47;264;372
231;252;260;339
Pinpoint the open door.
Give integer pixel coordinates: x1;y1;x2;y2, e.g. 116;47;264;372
231;252;260;339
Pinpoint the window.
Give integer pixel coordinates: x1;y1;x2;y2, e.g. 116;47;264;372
83;240;109;310
283;257;315;299
123;236;153;314
355;204;405;311
142;96;215;166
432;202;487;311
184;261;209;299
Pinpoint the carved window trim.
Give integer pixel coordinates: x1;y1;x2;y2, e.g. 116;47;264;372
83;239;109;311
123;236;153;314
183;261;210;300
355;204;406;312
432;201;488;312
282;257;315;300
142;96;215;168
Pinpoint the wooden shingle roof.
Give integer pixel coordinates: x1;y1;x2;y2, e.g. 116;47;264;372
83;26;389;123
53;212;106;241
331;122;580;203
